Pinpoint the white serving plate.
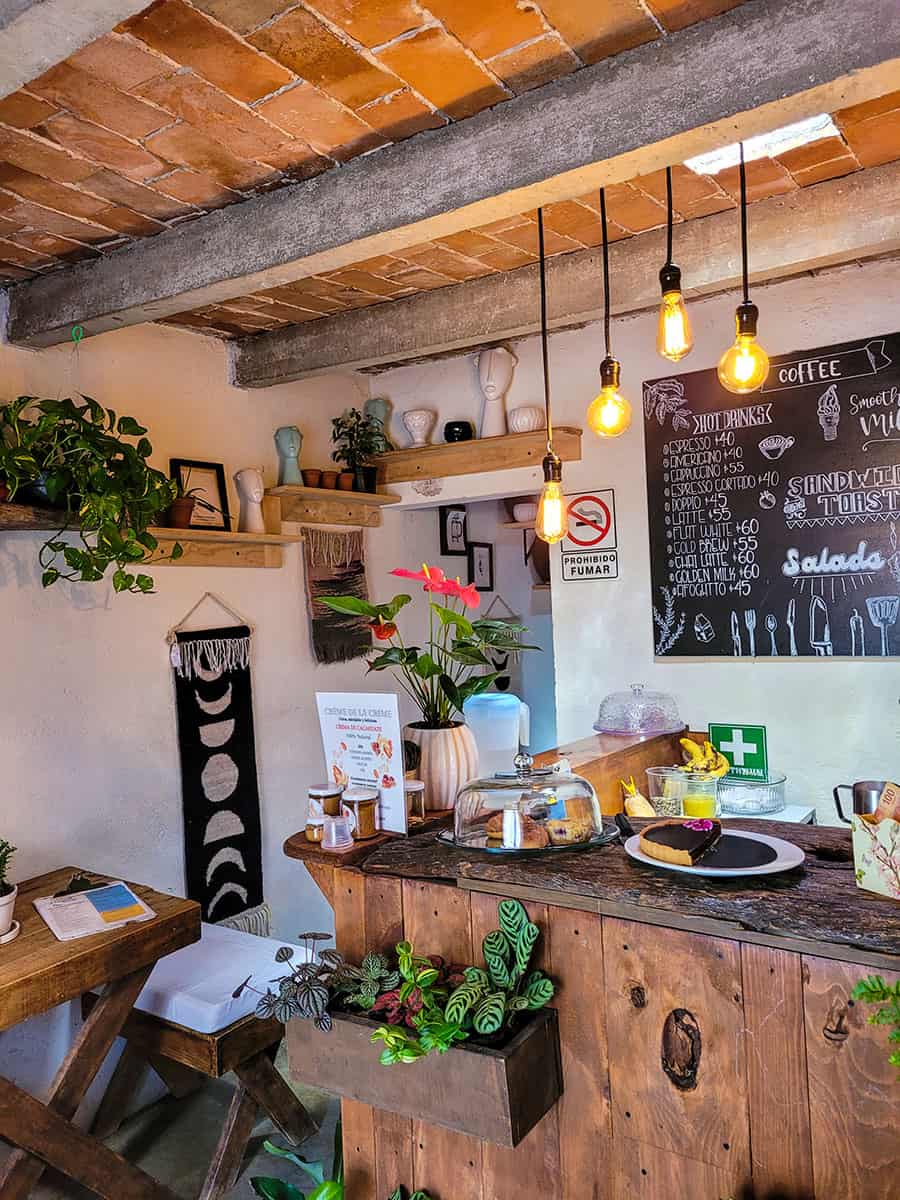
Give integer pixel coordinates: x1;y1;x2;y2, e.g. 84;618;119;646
623;829;805;877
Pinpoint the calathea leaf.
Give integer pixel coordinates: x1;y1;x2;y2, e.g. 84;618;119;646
473;992;506;1035
514;922;540;976
498;899;528;940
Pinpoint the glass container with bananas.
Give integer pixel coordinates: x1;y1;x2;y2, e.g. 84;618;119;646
645;737;729;818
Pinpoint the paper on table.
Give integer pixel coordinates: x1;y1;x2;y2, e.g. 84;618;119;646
34;881;155;941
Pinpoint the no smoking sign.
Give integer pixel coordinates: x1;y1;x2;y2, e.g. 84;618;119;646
561;489;619;581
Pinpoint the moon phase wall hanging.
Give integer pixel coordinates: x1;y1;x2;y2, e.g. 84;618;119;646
644;330;900;658
171;625;263;922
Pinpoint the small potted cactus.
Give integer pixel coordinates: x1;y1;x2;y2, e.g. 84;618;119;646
0;840;17;937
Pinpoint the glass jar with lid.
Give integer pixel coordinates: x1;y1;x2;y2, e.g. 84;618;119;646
440;753;612;854
308;783;343;819
594;682;683;736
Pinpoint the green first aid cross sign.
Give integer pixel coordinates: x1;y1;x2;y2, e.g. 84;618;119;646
708;723;769;781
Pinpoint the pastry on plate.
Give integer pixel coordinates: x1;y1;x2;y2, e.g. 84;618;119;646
639;818;721;866
485;811;549;849
546;817;592;846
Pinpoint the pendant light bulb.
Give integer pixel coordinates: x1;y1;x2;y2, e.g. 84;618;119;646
657;263;693;362
535;452;565;544
719;143;769;394
587;356;631;438
718;301;769;394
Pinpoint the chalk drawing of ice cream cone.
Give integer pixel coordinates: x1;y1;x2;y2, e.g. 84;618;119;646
817;383;840;442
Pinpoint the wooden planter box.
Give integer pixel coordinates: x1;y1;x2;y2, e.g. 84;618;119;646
287;1007;562;1147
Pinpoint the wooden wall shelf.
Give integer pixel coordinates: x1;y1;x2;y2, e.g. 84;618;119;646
0;499;300;569
267;485;401;528
374;428;582;484
149;525;300;569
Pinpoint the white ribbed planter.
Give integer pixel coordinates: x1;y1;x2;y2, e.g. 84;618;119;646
404;722;479;811
0;884;17;937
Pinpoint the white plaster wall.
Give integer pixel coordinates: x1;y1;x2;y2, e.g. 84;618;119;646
0;321;435;1104
374;258;900;820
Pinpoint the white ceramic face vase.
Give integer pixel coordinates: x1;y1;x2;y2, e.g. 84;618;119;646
478;347;516;438
234;467;266;533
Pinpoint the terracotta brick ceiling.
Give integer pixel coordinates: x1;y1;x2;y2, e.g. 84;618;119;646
0;0;898;341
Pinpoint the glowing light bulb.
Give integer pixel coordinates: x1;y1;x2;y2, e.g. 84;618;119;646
718;301;769;394
656;264;693;362
535;453;565;544
586;356;631;438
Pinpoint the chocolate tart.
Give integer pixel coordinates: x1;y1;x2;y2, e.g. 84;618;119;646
639;818;722;866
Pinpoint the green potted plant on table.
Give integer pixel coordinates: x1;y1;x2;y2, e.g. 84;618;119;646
330;407;388;493
0;395;181;593
0;840;17;938
322;564;535;810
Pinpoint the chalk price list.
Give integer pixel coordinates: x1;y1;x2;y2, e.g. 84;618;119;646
661;431;776;599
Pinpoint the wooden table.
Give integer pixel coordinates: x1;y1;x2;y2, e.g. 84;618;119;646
0;866;200;1199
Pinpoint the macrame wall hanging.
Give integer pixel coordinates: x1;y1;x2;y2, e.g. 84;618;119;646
168;594;267;933
303;528;371;664
483;594;524;694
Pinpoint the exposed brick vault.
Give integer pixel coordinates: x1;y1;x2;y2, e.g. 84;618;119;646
0;0;898;340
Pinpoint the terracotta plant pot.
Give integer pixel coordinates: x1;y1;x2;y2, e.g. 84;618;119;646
0;884;17;938
402;721;479;811
320;470;339;490
302;468;322;488
166;496;196;528
338;471;355;491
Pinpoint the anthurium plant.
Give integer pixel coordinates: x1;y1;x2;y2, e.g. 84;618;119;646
322;564;536;727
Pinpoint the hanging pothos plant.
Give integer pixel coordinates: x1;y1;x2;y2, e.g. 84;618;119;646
0;395;182;593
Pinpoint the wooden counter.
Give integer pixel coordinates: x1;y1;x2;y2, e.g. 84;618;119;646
288;816;898;1200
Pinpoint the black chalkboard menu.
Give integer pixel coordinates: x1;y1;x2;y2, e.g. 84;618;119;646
643;330;900;658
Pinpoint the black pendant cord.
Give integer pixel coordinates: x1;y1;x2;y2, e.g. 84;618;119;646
739;141;750;305
537;208;554;453
665;165;673;267
600;187;611;359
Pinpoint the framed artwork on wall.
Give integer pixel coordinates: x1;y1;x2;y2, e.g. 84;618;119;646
439;505;468;556
170;459;231;531
467;541;494;592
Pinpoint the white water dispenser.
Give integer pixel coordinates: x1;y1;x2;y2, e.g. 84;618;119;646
463;693;531;778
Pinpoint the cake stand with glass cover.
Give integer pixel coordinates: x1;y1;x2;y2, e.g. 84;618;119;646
438;753;617;854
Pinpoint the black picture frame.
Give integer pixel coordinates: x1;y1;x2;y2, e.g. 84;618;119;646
170;459;231;531
467;541;494;592
439;505;468;557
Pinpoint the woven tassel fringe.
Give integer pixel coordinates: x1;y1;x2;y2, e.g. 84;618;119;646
175;635;251;680
305;528;363;568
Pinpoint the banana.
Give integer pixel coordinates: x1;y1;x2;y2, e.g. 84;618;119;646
676;737;730;776
679;737;706;765
621;776;656;817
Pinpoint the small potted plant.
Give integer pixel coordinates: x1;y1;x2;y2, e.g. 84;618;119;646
165;477;202;529
331;407;388;493
0;840;17;938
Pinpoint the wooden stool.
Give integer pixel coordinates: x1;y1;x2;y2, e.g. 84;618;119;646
85;922;316;1199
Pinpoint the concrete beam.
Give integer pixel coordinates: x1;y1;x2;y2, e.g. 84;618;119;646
0;0;151;100
7;0;900;347
231;161;900;385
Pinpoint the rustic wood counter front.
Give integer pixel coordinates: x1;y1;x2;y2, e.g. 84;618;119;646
287;820;899;1200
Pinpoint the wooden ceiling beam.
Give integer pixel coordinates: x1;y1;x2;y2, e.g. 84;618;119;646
6;0;900;348
231;161;900;385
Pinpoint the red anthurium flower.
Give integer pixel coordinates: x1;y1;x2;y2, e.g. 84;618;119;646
390;563;446;591
458;582;481;609
370;617;397;640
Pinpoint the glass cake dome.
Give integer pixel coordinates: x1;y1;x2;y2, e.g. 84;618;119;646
442;753;611;854
593;682;683;736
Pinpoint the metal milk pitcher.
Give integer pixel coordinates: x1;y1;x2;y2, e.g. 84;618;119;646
833;779;889;824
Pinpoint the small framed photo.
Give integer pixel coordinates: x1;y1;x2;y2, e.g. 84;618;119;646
439;505;468;557
170;459;231;531
467;541;494;592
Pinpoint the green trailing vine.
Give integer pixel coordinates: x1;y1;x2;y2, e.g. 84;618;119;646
852;975;900;1075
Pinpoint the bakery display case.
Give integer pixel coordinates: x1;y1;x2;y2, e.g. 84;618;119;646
442;752;611;852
